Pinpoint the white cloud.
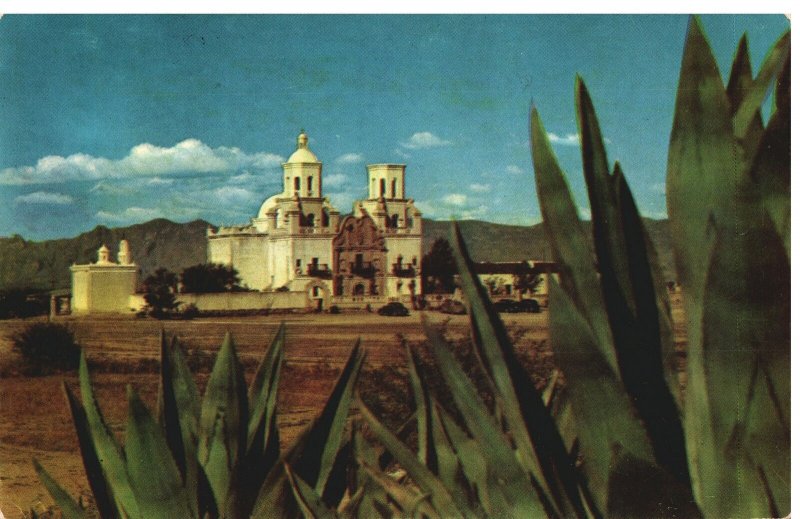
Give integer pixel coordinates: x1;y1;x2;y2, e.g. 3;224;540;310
96;207;164;223
334;153;364;164
442;193;468;206
325;173;348;189
469;183;491;193
0;139;285;185
400;131;451;150
213;186;257;204
547;132;580;146
394;148;412;159
15;191;74;205
506;165;524;175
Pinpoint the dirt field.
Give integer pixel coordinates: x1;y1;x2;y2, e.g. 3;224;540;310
0;310;551;517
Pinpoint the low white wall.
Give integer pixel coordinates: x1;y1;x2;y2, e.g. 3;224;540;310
179;291;308;311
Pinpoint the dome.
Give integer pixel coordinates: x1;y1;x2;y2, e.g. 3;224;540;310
258;194;281;217
286;130;320;163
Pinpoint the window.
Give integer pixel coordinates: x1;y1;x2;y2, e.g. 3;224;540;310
412;256;417;266
312;286;319;297
321;209;330;226
296;258;302;267
307;176;313;194
379;179;385;197
294;177;300;193
391;179;396;198
407;216;414;228
353;283;365;296
355;254;363;269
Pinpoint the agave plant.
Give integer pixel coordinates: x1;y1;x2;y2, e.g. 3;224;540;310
34;324;365;518
357;15;789;519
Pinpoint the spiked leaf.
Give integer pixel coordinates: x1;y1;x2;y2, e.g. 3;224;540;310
62;384;118;518
450;222;586;517
78;353;141;518
357;460;438;518
549;279;655;511
124;385;194;517
33;459;87;519
357;397;473;518
285;464;339;519
199;332;248;507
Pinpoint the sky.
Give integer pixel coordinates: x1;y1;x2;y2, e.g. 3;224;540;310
0;14;790;240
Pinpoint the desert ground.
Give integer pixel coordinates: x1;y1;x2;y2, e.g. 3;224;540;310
0;309;556;517
0;299;686;518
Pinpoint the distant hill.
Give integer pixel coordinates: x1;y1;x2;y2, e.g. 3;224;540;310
424;218;675;281
0;219;210;291
0;217;674;291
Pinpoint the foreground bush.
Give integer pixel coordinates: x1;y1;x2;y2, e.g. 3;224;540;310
12;322;81;376
35;326;366;518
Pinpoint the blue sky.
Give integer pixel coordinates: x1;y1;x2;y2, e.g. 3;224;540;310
0;14;789;240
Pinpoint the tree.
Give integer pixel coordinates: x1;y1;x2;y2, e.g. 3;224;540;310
143;268;179;318
513;270;543;299
180;263;242;293
422;238;457;293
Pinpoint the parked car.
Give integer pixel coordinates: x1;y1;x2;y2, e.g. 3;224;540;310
439;299;467;315
516;299;541;313
493;299;520;313
377;302;410;316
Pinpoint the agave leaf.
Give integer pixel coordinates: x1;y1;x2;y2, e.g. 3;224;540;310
726;34;756;110
530;106;617;373
450;223;585;517
750;55;790;259
249;457;298;518
158;334;201;516
424;320;549;516
293;341;364;496
199;333;248;494
78;353;141;518
247;323;285;452
435;404;498;514
406;345;433;467
357;397;472;518
33;459;87;519
357;459;438;518
352;427;392;519
285;463;339;519
666;17;738;510
731;30;790;139
700;210;789;516
606;446;701;519
124;385;195;518
549;278;655;511
204;411;233;514
428;402;461;496
225;325;285;517
62;383;118;518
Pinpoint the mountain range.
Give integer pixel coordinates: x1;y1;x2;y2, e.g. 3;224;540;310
0;218;674;291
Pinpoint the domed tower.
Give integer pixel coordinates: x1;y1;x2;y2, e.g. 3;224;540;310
117;239;132;265
282;130;322;198
96;244;112;264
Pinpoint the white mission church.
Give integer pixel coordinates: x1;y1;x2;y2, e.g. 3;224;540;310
207;131;423;309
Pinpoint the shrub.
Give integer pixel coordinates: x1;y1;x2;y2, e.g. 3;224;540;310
12;322;81;376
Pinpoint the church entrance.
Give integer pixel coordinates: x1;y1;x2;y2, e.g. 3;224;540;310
332;215;387;298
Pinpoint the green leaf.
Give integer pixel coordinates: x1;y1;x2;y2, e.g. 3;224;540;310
406;345;433;467
450;223;585;518
124;385;195;518
78;352;141;518
424;320;549;517
357;459;438;518
750;55;790;259
62;383;118;518
357;397;472;518
726;34;755;111
292;341;364;495
666;17;739;511
285;464;339;519
158;333;201;516
199;332;248;506
530;105;617;373
33;459;87;519
204;411;233;514
548;278;655;511
731;30;790;139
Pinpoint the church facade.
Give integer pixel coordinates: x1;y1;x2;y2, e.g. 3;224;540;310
207;131;423;309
